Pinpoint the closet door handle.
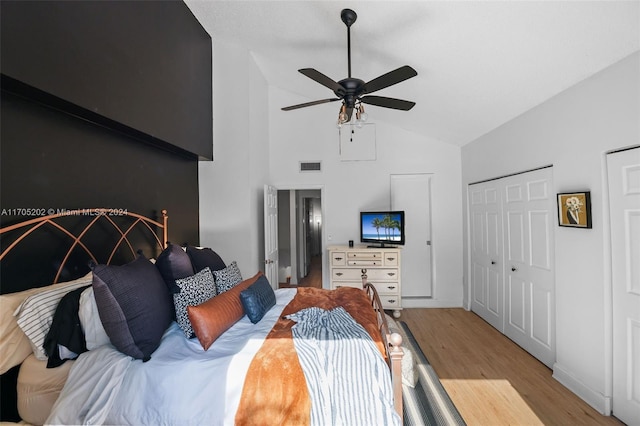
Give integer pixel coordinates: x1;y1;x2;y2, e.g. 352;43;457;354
511;267;517;272
491;260;496;265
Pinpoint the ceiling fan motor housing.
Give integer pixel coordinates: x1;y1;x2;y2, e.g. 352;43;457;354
337;78;365;107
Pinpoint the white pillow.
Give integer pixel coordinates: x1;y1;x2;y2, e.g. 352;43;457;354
401;346;418;387
14;272;93;360
78;286;111;350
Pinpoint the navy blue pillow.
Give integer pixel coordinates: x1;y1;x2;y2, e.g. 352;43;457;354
186;246;226;273
92;255;173;361
155;243;194;293
239;275;276;324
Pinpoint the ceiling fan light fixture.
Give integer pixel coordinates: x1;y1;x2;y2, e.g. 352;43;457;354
356;104;368;123
337;103;349;126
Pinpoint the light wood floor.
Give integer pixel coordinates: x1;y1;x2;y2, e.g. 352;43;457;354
401;308;623;426
279;255;322;289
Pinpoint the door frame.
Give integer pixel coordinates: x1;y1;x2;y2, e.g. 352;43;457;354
271;184;326;289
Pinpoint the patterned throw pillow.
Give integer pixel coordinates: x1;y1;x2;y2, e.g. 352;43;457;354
213;261;242;294
173;268;217;338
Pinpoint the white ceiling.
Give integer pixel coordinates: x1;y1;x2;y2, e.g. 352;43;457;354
185;0;639;146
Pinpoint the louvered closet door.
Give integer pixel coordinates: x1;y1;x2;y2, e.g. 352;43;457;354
469;180;504;332
502;168;555;368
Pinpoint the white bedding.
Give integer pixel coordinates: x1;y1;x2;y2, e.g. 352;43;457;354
46;288;297;426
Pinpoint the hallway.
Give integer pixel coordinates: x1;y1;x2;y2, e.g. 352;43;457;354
279;255;322;289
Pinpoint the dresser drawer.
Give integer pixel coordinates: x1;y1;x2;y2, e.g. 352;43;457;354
331;268;366;281
331;252;347;266
370;282;400;295
332;267;399;281
347;259;382;266
360;268;399;281
347;251;381;260
379;295;401;308
332;281;362;290
383;252;399;266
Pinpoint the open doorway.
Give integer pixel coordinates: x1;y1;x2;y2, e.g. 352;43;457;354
277;189;322;289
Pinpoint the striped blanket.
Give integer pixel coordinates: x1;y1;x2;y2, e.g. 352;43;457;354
287;306;401;426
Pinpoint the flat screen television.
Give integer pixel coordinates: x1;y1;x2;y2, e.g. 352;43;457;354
360;211;405;247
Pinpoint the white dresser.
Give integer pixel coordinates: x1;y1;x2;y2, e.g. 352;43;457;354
328;245;402;318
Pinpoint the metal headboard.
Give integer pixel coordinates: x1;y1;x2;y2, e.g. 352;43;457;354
0;208;168;285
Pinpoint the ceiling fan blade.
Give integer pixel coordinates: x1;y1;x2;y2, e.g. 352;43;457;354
299;68;345;95
360;95;416;111
362;65;417;94
281;98;341;111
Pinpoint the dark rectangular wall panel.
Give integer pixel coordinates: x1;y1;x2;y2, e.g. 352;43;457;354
1;91;201;294
1;0;213;159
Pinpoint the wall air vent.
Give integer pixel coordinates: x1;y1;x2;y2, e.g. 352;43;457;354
299;161;322;172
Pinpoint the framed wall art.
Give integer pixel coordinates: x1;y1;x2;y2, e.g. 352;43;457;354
557;191;592;228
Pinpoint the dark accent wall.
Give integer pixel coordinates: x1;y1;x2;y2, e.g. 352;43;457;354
1;0;212;159
1;89;201;292
0;1;212;421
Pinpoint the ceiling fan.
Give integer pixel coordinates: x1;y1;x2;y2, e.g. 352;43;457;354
281;8;418;125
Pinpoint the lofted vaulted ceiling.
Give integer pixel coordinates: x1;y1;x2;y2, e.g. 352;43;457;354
185;1;639;146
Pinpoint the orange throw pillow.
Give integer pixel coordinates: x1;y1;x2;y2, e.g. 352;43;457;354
188;271;263;350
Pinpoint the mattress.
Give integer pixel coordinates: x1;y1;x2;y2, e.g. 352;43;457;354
17;354;73;426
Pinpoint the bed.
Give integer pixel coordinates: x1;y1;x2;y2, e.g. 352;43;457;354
0;209;404;425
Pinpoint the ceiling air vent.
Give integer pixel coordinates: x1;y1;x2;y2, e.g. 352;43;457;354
299;161;322;172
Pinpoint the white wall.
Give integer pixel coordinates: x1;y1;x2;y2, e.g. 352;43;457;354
200;45;465;305
461;52;640;413
199;41;269;277
269;86;464;305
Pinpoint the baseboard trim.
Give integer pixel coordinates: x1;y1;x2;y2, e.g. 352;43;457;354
552;363;612;415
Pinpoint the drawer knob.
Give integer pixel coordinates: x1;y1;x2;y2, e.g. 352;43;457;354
386;257;394;261
387;272;395;277
387;286;396;290
336;272;343;276
335;257;343;261
387;299;396;303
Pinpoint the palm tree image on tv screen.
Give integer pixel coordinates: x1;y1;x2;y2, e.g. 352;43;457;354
360;212;404;245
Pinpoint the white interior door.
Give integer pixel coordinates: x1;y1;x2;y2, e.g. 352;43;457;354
608;147;640;425
263;184;278;288
390;174;433;302
469;167;555;367
469;180;504;332
502;169;555;368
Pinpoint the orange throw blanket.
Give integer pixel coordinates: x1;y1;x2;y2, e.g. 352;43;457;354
235;286;386;425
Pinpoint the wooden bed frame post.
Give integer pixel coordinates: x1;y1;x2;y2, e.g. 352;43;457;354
361;271;404;421
389;333;404;421
161;210;168;248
